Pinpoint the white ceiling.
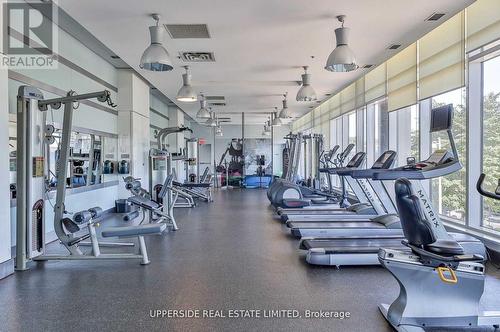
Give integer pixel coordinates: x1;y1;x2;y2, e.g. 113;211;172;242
58;0;474;125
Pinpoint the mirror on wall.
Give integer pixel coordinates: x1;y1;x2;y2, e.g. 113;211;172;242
9;116;119;199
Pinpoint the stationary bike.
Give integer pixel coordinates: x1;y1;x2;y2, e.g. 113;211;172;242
378;175;500;332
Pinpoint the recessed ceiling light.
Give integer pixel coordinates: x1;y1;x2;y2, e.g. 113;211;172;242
388;44;401;50
111;55;120;59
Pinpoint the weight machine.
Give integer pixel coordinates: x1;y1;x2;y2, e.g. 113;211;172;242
15;86;164;270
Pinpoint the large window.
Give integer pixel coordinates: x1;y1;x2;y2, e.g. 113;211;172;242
388;104;419;166
330;117;343;154
366;99;389;166
347;112;357;147
429;88;467;223
481;55;500;232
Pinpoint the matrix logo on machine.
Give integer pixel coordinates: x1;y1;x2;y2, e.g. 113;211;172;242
1;0;58;69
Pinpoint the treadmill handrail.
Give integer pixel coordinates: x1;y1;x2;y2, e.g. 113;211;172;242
372;160;462;180
324;165;362;175
349;169;391;179
476;173;500;200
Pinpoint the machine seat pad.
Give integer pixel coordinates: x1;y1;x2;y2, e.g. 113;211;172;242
302;194;325;199
424;239;464;256
310;198;332;205
180;182;211;188
102;223;166;238
282;199;310;208
127;196;160;210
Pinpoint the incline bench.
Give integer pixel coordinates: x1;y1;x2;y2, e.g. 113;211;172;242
124;174;178;230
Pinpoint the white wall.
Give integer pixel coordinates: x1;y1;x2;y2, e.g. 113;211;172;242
149;94;169;142
0;0;12;269
272;125;291;176
117;71;150;195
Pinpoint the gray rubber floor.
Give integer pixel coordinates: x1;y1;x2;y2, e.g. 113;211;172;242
1;189;500;332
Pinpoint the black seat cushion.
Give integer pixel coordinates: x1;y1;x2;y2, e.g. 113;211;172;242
395;179;435;246
395;178;465;256
424;239;464;256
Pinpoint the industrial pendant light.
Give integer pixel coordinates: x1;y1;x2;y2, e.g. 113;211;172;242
296;66;317;101
216;122;223;136
279;93;291;119
263;121;271;136
325;15;358;72
139;14;173;72
196;94;211;119
206;110;218;127
272;108;282;126
262;119;271;136
176;66;197;102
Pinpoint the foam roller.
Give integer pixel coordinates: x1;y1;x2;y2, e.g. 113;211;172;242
123;210;139;222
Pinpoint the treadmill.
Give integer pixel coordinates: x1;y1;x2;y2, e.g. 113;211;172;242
278;151;380;220
274;145;362;210
298;104;486;266
282;150;399;224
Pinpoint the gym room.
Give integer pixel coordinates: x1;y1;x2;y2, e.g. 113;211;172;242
1;0;500;331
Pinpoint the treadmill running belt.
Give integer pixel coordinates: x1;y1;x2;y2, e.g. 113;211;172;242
287;221;385;229
302;238;405;254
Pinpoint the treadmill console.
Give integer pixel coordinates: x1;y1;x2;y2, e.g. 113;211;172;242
346;152;366;168
371;150;397;170
402;149;454;170
326;145;340;162
338;144;355;161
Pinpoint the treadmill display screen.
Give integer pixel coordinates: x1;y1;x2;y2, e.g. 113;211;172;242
372;151;396;169
430;104;453;132
347;152;365;167
426;150;448;164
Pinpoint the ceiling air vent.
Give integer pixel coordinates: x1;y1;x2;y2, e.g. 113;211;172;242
425;13;445;21
111;55;120;59
165;24;210;39
206;96;226;106
205;96;225;101
387;44;401;50
362;64;374;69
179;51;215;62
